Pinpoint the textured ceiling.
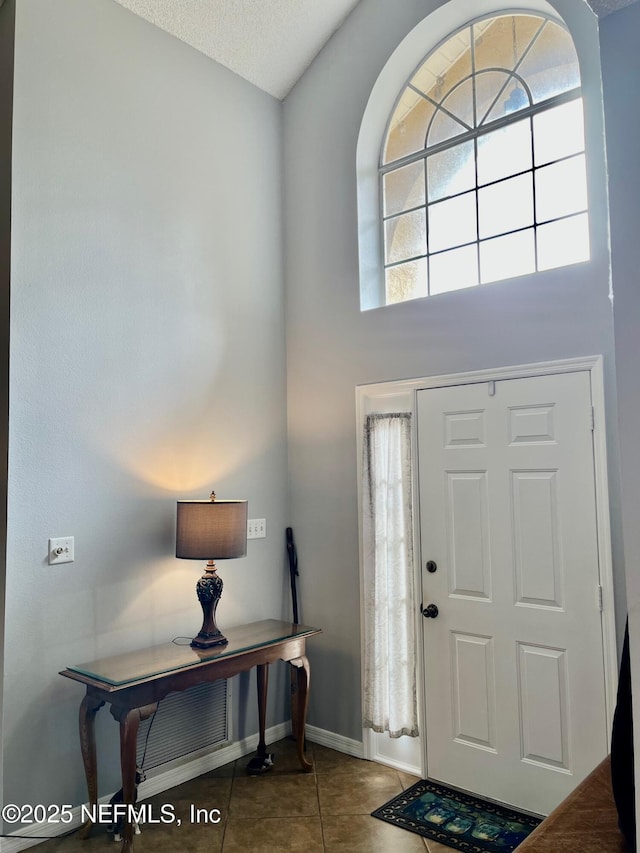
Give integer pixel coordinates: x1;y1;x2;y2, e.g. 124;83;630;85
113;0;362;99
114;0;639;101
588;0;639;13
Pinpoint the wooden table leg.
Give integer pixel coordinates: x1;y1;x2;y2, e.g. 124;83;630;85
78;693;105;838
256;662;269;761
247;663;276;774
111;703;157;852
290;656;313;772
290;662;300;745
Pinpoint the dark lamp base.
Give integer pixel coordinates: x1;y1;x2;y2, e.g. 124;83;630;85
191;631;228;649
193;563;227;649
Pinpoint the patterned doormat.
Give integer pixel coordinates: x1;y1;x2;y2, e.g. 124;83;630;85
371;779;542;852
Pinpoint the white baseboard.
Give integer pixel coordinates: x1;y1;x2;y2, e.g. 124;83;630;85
368;752;422;776
305;724;364;759
1;721;291;853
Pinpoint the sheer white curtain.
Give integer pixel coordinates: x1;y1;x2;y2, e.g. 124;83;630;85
362;412;418;738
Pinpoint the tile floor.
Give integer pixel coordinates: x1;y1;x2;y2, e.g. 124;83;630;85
33;738;452;852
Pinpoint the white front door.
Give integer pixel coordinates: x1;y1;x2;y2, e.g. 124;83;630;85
417;370;609;816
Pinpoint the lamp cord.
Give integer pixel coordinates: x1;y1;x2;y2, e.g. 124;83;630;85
139;703;159;772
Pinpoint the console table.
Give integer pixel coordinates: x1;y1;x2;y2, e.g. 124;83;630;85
60;619;321;851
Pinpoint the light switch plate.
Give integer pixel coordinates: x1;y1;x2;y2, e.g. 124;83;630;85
48;536;74;564
247;519;266;539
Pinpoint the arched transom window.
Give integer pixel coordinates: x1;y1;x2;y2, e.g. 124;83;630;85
381;13;589;305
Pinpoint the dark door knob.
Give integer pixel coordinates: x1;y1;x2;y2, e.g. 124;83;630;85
426;560;437;573
421;603;439;619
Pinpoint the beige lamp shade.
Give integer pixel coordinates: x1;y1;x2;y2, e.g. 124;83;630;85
176;500;248;560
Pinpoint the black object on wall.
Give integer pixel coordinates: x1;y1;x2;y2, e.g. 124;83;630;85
611;620;636;851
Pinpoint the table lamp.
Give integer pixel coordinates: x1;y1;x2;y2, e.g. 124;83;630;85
176;491;248;648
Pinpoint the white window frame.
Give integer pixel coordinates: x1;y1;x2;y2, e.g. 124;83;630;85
357;0;608;312
379;13;587;303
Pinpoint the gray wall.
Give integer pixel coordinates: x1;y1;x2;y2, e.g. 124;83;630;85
0;0;15;818
5;0;287;812
601;3;640;843
283;0;624;741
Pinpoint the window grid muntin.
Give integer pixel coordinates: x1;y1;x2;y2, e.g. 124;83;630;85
384;209;587;301
477;70;533;126
407;83;472;139
381;88;586;299
474;13;546;123
473;133;480;287
383;161;586;286
383;146;585;226
382;102;585;222
381;87;581;176
404;65;535;152
381;13;560;170
379;12;585;303
384;210;587;269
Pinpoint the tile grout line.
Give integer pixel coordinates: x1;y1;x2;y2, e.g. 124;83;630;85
311;743;328;853
218;755;238;852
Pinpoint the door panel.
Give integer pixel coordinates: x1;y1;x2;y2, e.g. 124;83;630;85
451;632;497;750
517;642;569;770
512;470;563;607
417;371;608;815
448;472;491;598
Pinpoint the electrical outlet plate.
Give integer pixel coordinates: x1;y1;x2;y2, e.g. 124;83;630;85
247;519;266;540
48;536;75;565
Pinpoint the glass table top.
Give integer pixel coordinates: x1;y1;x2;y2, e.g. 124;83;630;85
64;620;320;687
